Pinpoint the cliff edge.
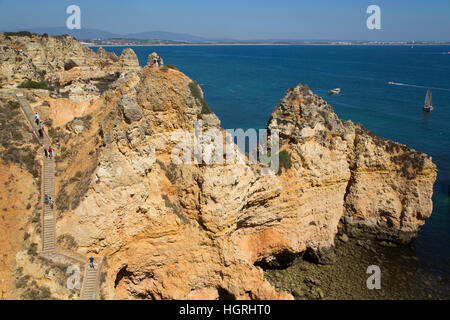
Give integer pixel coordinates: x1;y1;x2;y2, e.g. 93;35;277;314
0;34;437;300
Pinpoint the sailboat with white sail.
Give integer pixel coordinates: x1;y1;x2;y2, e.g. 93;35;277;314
423;89;433;112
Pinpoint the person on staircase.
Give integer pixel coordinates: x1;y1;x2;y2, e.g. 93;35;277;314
38;127;43;138
44;147;48;158
34;113;39;126
89;257;95;269
49;198;54;209
48;146;53;159
44;194;49;204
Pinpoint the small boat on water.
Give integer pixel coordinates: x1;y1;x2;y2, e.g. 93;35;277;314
328;88;341;95
423;89;433;112
388;81;395;85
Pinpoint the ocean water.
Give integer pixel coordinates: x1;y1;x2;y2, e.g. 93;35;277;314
101;45;450;292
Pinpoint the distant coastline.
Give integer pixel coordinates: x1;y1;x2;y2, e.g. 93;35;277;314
84;42;450;47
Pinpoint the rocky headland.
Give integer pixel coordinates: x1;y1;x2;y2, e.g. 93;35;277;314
0;34;437;299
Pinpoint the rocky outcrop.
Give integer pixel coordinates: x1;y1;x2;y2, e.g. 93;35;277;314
118;48;140;73
0;34;140;87
266;85;437;244
118;95;143;123
0;44;41;87
342;125;436;243
1;35;436;300
58;81;100;102
54;67;436;300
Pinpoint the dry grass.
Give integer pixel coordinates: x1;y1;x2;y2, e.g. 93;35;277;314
0;99;41;178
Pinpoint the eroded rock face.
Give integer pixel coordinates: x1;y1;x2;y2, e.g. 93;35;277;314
59;81;100;102
117;95;143;123
55;68;436;300
118;48;140;73
343;125;436;242
267;85;437;244
4;36;435;300
0;34;139;87
0;44;41;87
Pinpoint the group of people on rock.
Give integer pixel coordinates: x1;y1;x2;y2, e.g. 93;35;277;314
149;52;163;68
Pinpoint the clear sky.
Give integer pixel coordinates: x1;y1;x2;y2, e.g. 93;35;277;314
0;0;449;41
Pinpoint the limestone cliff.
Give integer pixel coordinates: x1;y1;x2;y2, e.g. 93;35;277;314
267;86;436;245
53;70;436;300
0;33;139;87
0;35;437;300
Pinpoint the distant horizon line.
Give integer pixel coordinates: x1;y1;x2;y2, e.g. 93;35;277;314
2;26;450;43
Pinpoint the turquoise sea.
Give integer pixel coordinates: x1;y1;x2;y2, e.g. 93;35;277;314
100;45;450;294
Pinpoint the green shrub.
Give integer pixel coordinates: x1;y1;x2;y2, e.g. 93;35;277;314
12;131;23;140
44;118;53;127
47;127;58;139
57;234;78;249
277;150;292;175
8;101;20;109
15;275;30;289
18;80;51;90
24;285;51;300
27;243;38;256
188;81;212;114
4;31;34;37
56;186;69;212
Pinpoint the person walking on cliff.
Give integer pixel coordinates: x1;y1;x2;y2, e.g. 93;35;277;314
89;257;95;269
44;194;49;204
44;147;48;158
49;198;54;209
34;113;39;126
48;146;53;159
38;127;43;138
56;139;60;150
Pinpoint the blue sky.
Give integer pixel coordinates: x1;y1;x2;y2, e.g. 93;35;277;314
0;0;449;40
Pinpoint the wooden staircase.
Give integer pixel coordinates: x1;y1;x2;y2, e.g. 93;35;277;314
16;92;104;300
80;257;104;300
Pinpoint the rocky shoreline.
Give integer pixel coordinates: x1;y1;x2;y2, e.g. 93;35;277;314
264;235;450;300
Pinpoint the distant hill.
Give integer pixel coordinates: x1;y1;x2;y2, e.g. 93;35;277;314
1;27;235;42
124;31;209;42
2;27;120;39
